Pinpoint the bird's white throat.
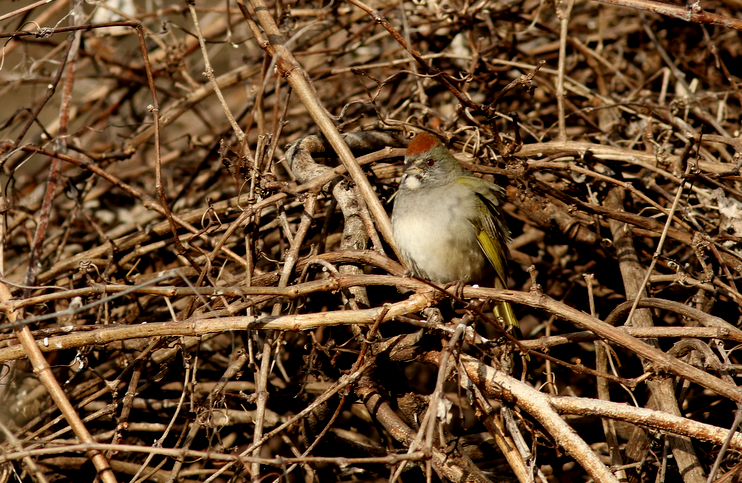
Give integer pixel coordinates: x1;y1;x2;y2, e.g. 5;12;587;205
402;174;421;190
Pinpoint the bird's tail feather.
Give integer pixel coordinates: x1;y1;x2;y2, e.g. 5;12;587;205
494;300;518;329
494;301;528;360
493;278;519;329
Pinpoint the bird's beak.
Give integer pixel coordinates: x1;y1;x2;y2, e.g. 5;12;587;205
403;165;423;176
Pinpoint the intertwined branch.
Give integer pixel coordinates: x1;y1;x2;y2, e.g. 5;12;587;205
1;0;742;482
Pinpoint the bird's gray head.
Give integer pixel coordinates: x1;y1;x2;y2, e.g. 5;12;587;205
401;133;465;190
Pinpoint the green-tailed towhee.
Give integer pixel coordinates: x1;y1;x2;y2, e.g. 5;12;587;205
392;132;518;329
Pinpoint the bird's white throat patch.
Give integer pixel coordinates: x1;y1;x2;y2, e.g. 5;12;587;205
403;174;421;190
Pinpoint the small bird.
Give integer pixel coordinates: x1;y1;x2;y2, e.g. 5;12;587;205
392;132;518;329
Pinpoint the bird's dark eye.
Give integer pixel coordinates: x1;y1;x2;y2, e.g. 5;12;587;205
426;159;434;166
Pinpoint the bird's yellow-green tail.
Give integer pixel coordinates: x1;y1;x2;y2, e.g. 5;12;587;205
493;278;519;329
493;279;527;360
493;300;518;329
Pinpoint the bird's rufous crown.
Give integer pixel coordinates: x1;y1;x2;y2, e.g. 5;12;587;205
406;133;442;156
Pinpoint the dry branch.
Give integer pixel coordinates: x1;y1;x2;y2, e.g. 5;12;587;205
1;1;742;482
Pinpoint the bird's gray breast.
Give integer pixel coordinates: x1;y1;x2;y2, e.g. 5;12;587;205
392;182;486;283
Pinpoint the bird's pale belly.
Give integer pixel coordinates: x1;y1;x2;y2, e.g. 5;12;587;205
393;213;486;283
